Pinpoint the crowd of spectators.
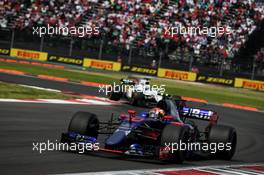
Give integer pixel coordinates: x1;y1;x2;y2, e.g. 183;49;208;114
0;0;263;61
1;0;98;29
88;0;164;49
152;0;263;60
0;0;22;28
15;0;92;29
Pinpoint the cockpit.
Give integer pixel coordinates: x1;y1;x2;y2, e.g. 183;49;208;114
156;99;182;122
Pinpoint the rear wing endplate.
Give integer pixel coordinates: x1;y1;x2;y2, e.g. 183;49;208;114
180;107;217;121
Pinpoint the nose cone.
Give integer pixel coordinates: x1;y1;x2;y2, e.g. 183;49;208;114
105;131;126;146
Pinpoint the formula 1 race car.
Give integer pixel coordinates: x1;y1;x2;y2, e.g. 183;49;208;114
61;97;237;163
107;77;164;107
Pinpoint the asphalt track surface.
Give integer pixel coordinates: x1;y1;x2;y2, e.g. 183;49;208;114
0;73;264;174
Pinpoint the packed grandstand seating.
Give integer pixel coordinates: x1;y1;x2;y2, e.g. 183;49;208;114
0;0;264;63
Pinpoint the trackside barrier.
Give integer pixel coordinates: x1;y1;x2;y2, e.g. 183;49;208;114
234;78;264;91
122;65;158;76
83;58;121;71
0;48;10;55
48;55;84;66
157;68;197;81
196;75;234;86
10;48;48;61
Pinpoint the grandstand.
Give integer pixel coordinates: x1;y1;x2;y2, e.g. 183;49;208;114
0;0;264;79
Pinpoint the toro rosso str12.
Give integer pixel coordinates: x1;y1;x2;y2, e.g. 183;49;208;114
61;97;237;163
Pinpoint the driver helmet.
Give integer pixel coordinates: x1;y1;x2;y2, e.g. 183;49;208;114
149;108;165;119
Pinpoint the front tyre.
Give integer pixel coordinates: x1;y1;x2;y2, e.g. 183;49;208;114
160;124;190;163
68;112;99;138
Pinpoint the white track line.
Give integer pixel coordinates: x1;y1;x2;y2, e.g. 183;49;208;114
19;84;62;92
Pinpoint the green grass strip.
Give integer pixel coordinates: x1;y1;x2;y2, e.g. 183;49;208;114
0;81;70;99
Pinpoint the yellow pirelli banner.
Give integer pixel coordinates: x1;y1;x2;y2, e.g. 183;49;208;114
158;68;197;81
10;48;48;61
83;58;121;71
234;78;264;91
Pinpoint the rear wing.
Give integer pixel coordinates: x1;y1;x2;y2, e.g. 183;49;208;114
180;107;218;122
120;78;135;85
121;77;151;85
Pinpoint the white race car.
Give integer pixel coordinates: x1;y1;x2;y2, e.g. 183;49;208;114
107;77;164;107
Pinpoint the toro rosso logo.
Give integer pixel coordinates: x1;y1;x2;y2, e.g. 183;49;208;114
182;107;213;120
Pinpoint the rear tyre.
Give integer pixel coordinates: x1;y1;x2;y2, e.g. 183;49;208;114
208;125;237;160
68;112;99;138
160;124;190;163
